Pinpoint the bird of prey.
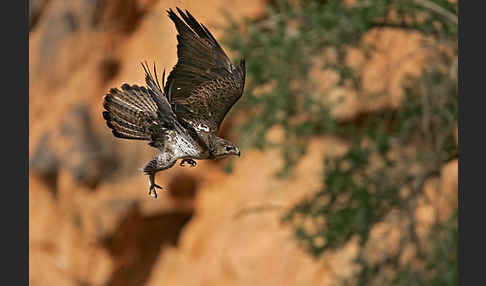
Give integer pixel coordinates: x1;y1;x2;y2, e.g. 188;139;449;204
102;8;246;198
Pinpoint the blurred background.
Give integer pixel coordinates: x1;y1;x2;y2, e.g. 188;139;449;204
29;0;457;285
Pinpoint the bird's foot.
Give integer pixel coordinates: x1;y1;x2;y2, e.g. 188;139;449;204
180;159;197;168
148;183;162;198
147;172;163;199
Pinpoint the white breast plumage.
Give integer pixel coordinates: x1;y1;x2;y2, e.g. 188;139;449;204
170;133;200;158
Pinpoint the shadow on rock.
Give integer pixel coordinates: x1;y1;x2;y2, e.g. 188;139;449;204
30;104;119;193
103;206;193;286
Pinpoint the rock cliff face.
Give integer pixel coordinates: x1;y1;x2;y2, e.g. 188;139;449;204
29;1;457;285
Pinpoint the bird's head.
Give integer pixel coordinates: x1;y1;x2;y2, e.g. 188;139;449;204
212;137;241;158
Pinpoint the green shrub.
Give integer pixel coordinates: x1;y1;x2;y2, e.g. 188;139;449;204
223;0;457;284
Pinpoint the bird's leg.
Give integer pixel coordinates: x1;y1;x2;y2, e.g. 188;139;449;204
148;172;162;198
143;155;177;198
180;159;197;168
143;157;168;199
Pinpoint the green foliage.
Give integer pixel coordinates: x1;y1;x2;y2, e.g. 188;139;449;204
223;0;457;284
223;0;456;176
392;212;458;286
284;67;457;284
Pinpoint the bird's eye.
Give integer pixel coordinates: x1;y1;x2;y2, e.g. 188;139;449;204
225;146;234;152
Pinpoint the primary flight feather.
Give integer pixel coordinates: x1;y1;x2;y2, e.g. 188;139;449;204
102;8;245;198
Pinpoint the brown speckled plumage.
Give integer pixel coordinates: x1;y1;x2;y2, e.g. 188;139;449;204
102;8;245;198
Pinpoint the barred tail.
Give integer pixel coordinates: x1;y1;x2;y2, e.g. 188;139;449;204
102;84;159;141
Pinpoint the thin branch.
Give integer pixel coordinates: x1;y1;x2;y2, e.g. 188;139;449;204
410;0;458;25
233;203;287;219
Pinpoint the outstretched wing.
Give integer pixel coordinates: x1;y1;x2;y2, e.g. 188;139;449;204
165;8;246;135
102;63;178;149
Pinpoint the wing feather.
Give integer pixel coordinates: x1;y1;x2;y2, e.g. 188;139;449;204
102;64;181;149
165;8;246;134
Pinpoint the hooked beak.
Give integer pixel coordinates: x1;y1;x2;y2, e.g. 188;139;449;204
237;149;241;156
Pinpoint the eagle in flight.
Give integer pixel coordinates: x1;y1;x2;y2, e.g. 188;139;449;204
102;8;245;198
